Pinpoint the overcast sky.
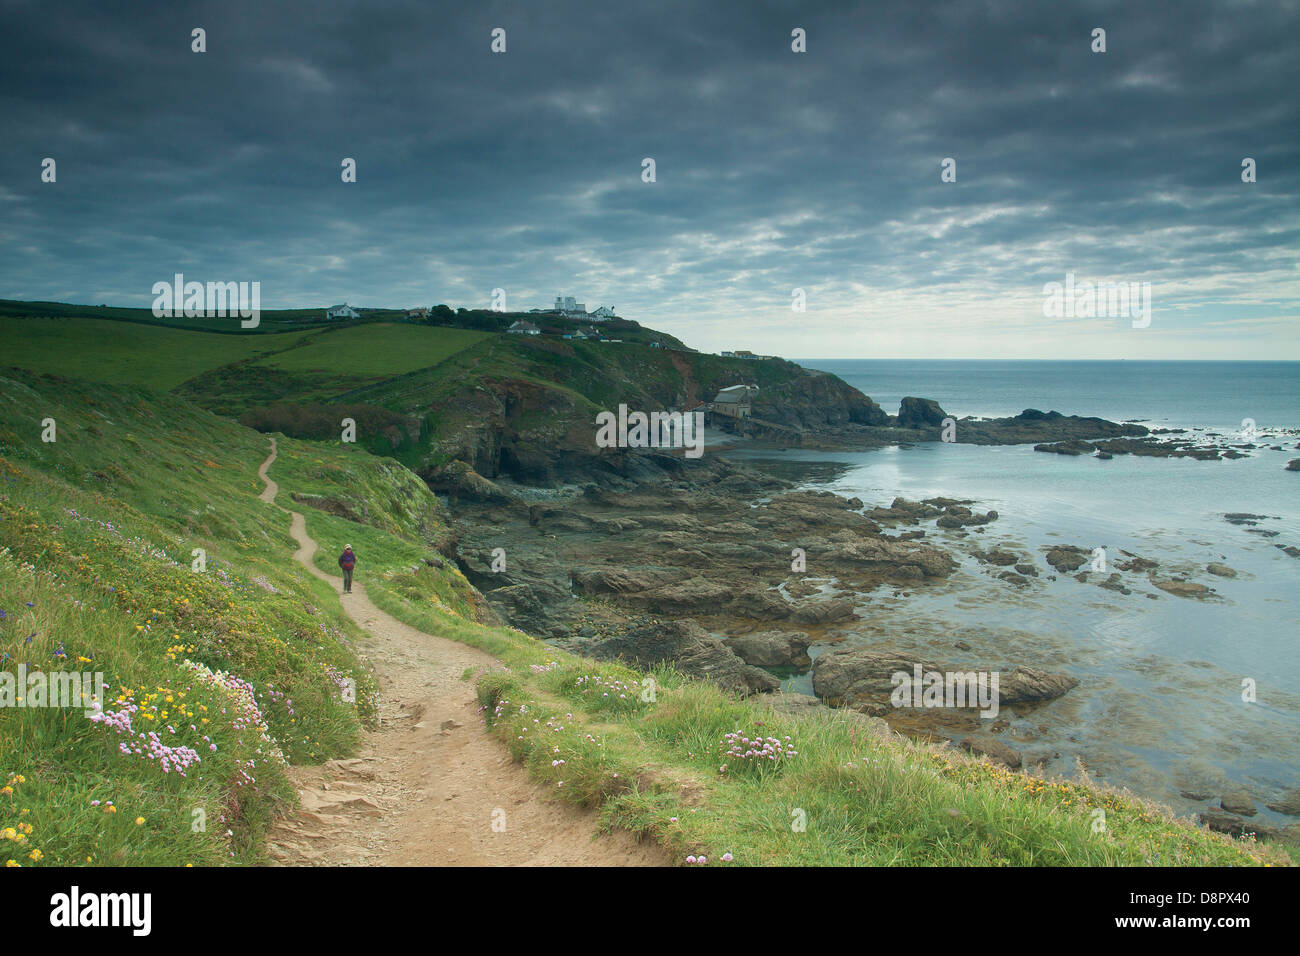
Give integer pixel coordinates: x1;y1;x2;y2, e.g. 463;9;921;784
1;0;1297;358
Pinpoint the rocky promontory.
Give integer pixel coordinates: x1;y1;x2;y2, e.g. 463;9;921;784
811;648;1079;713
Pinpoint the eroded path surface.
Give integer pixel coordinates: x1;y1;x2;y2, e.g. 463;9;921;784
259;438;663;866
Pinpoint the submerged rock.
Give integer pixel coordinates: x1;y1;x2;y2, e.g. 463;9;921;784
1044;546;1090;572
1266;789;1300;816
1098;573;1130;594
1220;790;1257;817
1151;578;1213;599
980;549;1021;566
1116;553;1159;572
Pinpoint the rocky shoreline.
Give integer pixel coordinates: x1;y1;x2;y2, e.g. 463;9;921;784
422;394;1299;841
443;448;1099;766
438;401;1291;712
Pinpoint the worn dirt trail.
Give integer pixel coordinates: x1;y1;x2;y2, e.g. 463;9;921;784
258;438;664;866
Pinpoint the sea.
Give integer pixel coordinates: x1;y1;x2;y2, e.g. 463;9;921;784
735;360;1300;825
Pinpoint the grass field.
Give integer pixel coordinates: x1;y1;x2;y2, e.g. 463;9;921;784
1;315;488;398
0;316;307;390
250;323;489;379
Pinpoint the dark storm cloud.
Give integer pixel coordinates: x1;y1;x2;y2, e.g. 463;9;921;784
0;0;1296;356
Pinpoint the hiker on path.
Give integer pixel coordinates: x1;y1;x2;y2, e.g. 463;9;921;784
339;545;356;594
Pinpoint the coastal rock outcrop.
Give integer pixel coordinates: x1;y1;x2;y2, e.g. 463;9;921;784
810;648;1079;710
421;459;514;503
723;630;813;668
949;410;1149;446
897;396;948;429
1034;439;1096;456
587;620;779;697
790;596;858;625
1220;790;1257;816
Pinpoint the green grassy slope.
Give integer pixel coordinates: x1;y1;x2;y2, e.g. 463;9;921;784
0;370;383;866
0;315;309;390
1;314;489;413
250;323;489;380
3;302;833;476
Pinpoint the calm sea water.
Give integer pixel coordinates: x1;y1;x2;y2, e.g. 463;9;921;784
798;359;1300;430
740;360;1300;823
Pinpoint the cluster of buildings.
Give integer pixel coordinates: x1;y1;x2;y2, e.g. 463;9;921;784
323;294;617;323
529;295;617;321
719;349;775;360
507;320;634;344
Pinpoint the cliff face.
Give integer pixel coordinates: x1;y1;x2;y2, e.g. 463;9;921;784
343;329;1148;488
347;333;896;485
750;370;890;428
423;376;593;483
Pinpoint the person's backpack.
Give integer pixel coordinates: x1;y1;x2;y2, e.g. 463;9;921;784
339;550;355;570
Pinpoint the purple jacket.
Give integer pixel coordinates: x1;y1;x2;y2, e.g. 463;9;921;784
339;549;355;571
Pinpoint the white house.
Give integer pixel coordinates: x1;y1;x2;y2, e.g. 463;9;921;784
507;319;541;335
591;306;616;321
326;303;360;320
553;295;588;314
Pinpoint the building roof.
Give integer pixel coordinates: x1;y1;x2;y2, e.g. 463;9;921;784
713;384;759;403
